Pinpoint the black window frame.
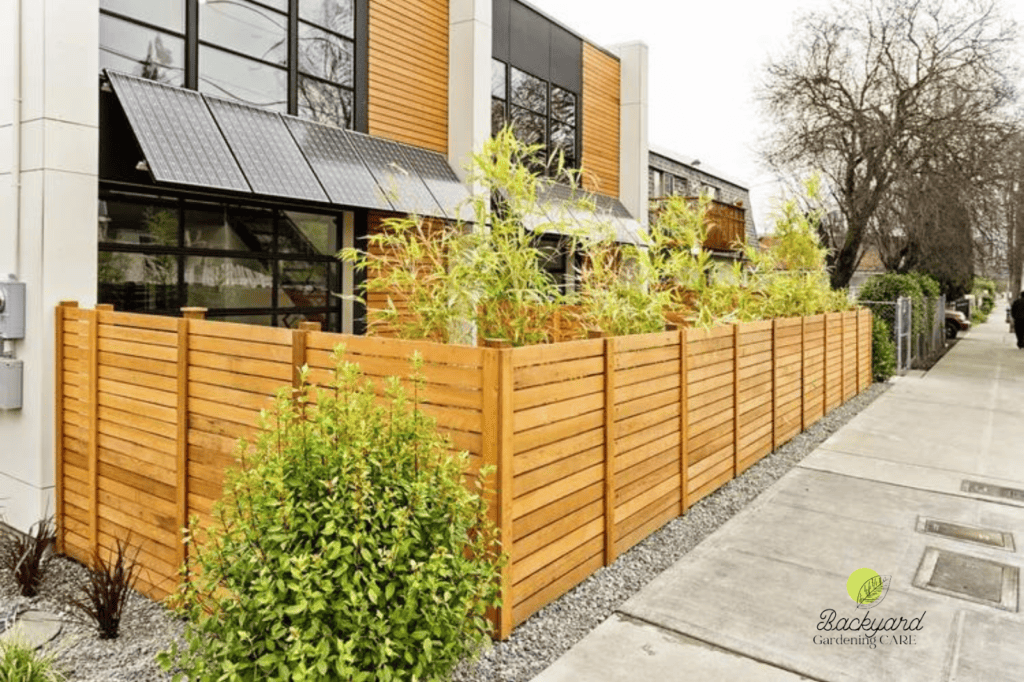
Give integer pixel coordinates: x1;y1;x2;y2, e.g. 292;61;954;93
492;59;580;174
97;188;348;331
99;0;367;132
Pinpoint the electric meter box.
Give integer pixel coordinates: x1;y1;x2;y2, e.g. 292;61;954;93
0;280;26;340
0;358;23;410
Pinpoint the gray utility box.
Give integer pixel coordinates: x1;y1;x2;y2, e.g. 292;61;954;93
0;279;26;339
0;358;23;410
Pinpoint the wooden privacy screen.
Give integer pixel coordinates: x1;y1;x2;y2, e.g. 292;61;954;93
56;304;872;639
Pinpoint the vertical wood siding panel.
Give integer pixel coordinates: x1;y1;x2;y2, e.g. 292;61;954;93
581;44;620;198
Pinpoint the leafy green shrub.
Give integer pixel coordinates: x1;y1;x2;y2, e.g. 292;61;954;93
871;317;897;382
0;639;66;682
857;272;940;338
161;354;502;682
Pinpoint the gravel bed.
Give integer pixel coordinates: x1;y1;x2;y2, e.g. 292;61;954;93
451;380;891;682
0;556;183;681
1;381;889;681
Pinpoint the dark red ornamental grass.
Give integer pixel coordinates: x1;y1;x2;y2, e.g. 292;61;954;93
0;516;55;597
67;537;142;639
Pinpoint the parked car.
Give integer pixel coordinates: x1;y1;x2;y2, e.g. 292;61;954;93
946;309;970;339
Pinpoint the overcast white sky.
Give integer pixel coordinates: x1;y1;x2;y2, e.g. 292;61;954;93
529;0;1024;234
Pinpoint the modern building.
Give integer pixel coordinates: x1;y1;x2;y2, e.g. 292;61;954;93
0;0;652;530
648;145;756;256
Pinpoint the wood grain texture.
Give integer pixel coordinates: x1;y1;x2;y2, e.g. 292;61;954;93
368;0;448;152
581;43;620;198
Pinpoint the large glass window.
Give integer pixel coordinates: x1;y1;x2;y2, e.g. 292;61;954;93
100;0;357;129
492;59;579;172
100;13;185;86
98;192;348;331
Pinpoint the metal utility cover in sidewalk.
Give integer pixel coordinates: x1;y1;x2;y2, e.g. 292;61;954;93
916;517;1015;551
912;547;1018;611
961;480;1024;502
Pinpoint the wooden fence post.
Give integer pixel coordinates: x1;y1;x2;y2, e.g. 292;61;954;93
840;313;847;404
733;324;740;477
823;314;830;412
679;328;689;513
483;339;513;639
801;317;807;431
176;307;205;573
603;336;617;565
771;319;779;451
176;317;190;573
855;311;862;394
54;301;78;554
87;305;113;562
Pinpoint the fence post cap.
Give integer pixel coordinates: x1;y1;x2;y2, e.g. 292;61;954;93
181;307;208;320
483;338;512;348
297;321;322;332
586;329;605;339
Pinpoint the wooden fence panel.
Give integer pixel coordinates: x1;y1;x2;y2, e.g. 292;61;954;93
612;333;682;556
802;315;826;429
842;311;858;402
774;318;803;447
685;326;735;505
824;313;843;412
735;321;773;473
508;338;606;628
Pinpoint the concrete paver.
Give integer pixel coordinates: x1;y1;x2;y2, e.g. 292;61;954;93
532;306;1024;682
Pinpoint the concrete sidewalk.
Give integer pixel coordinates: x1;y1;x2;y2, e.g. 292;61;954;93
532;305;1024;682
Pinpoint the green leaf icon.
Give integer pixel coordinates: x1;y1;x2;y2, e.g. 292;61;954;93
856;574;891;609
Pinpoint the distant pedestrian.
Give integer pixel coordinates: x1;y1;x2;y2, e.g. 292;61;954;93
1012;292;1024;349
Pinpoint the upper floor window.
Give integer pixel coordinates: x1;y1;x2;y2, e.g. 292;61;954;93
100;0;356;129
492;59;578;172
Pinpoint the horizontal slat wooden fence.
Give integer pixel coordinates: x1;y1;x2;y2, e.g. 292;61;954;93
56;304;872;639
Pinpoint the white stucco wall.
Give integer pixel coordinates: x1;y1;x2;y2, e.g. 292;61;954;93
0;0;99;531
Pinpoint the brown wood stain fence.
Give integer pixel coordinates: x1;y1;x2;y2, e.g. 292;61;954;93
55;303;872;639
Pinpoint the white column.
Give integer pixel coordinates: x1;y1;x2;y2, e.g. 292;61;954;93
0;0;99;532
448;0;492;187
612;41;649;227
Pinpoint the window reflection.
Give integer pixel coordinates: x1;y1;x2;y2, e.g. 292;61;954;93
298;23;354;86
100;14;184;86
297;76;353;128
199;45;287;109
299;0;355;39
511;67;547;115
185;255;274;309
200;0;287;65
493;61;578;173
280;211;338;256
100;0;185;33
278;260;332;311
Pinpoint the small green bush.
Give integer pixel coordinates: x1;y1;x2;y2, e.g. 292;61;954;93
161;354;502;681
871;317;897;382
0;639;66;682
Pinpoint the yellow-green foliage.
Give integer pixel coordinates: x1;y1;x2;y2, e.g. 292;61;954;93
340;129;574;346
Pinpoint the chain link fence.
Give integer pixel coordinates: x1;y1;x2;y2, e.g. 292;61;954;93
860;295;946;375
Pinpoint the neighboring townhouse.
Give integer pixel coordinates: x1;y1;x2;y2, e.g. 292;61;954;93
648;146;756;258
0;0;649;529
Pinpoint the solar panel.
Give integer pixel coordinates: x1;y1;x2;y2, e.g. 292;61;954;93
345;132;445;218
395;145;474;222
283;117;394;212
106;71;250;193
205;97;328;203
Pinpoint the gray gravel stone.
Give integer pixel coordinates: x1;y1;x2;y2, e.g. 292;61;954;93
0;382;888;681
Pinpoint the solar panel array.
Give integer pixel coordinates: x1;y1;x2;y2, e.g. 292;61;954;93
106;72;250;193
284;117;394;212
106;70;467;221
206;97;328;203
